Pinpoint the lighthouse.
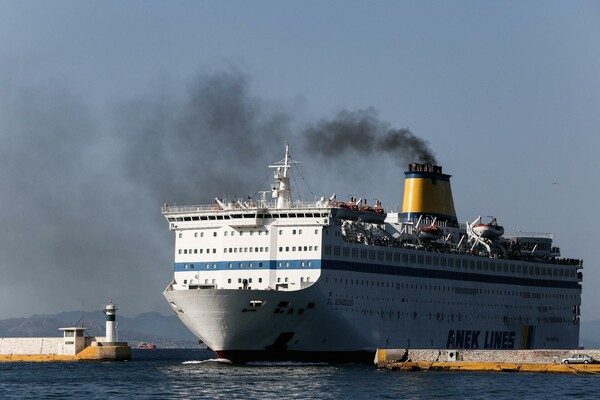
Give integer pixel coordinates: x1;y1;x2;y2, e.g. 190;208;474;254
102;300;118;343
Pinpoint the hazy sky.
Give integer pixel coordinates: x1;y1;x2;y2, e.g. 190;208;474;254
1;1;599;321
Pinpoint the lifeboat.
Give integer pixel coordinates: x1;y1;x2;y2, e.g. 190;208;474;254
472;218;504;239
419;225;444;241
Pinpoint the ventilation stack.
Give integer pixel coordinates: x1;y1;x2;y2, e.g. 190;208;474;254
400;163;457;224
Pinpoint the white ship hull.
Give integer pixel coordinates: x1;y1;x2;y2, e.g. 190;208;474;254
164;262;580;363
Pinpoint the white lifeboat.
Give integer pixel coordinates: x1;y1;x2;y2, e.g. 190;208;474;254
472;218;504;239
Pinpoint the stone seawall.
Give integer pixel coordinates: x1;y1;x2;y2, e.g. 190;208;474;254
377;348;600;366
0;338;63;355
376;349;600;373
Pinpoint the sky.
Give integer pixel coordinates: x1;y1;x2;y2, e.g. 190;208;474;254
1;1;599;321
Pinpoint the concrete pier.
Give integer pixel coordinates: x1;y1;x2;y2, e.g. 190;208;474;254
376;349;600;374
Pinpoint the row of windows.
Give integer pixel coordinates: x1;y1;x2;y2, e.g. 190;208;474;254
326;277;578;300
169;212;327;223
278;246;318;252
277;261;313;267
179;247;270;255
177;228;320;239
325;245;576;279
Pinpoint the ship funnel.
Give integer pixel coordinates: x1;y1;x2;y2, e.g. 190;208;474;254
401;163;457;223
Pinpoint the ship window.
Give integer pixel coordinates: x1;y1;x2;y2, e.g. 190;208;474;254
293;229;297;234
259;278;262;283
238;278;242;283
194;232;198;237
293;246;297;251
286;262;290;267
190;264;195;269
239;263;243;268
285;277;289;282
266;230;269;235
315;246;318;251
224;231;228;236
184;249;188;254
213;264;216;269
259;262;263;267
279;230;283;235
315;229;318;234
510;264;515;273
212;249;216;253
249;278;252;283
278;262;282;267
425;256;431;265
178;233;182;238
183;279;187;284
279;247;283;252
286;247;289;252
224;248;228;253
184;217;191;221
299;229;302;234
308;262;312;266
194;249;198;254
239;232;243;236
178;249;182;254
228;263;232;268
265;247;269;252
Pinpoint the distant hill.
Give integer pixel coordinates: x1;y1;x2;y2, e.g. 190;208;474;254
0;310;199;348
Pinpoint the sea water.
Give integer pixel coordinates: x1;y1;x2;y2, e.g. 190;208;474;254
0;349;599;399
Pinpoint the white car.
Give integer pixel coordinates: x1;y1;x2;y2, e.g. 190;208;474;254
561;354;594;364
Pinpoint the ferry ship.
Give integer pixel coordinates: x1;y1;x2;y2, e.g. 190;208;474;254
162;145;583;363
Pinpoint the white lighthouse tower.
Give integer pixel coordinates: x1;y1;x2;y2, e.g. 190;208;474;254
102;300;118;343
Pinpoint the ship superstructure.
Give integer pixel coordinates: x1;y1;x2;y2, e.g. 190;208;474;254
163;146;583;363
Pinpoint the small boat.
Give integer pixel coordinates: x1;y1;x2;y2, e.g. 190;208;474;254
136;343;157;350
419;225;444;240
472;218;504;239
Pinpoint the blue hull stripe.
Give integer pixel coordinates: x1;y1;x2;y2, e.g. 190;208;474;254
175;259;579;290
322;259;580;290
174;260;321;272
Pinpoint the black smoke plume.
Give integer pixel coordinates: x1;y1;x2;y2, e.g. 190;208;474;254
303;108;436;164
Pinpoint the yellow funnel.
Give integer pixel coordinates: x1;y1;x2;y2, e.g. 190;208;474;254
401;163;457;223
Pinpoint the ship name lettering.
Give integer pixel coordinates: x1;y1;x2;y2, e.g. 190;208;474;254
446;330;515;349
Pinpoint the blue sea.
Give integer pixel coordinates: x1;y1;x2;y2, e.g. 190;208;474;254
1;349;599;399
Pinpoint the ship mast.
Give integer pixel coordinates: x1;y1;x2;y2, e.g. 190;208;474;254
269;144;298;209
